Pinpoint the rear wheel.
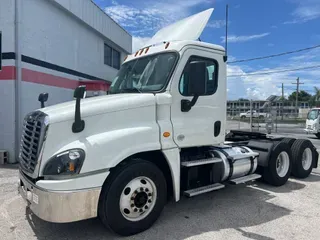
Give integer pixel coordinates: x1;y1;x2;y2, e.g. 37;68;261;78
281;138;296;147
263;142;292;186
241;116;246;119
98;159;167;236
291;139;315;178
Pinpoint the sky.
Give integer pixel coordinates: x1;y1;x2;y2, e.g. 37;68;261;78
94;0;320;100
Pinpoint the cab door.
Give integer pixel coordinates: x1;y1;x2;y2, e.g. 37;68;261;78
169;47;226;148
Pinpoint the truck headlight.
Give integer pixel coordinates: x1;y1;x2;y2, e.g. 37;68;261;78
43;149;85;176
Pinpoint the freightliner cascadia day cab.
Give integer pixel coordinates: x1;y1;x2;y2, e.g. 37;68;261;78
18;9;319;236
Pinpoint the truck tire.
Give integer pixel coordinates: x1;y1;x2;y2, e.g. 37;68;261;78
263;142;292;186
241;115;246;119
98;159;167;236
291;139;315;179
281;138;296;147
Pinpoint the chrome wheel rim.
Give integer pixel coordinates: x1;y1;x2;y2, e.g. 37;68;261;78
120;177;157;222
276;151;290;177
302;148;312;170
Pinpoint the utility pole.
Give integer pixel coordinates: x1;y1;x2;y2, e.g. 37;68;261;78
292;77;304;118
281;83;284;120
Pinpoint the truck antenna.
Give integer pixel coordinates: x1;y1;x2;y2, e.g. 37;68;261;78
223;4;229;63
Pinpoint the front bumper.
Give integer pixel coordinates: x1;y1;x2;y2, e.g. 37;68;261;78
18;170;101;223
304;128;318;134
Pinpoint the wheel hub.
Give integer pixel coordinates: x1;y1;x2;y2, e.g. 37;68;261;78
119;177;157;222
302;148;312;170
276;151;290;177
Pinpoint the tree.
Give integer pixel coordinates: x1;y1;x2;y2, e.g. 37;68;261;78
288;90;312;102
314;87;320;101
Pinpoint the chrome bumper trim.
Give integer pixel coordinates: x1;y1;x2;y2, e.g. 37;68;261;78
18;170;101;223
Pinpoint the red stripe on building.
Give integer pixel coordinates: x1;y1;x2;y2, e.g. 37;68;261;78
0;66;16;80
0;66;110;91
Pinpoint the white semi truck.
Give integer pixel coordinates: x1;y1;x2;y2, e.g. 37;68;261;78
18;9;318;236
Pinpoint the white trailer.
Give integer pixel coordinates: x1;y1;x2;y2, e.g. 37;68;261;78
18;9;318;236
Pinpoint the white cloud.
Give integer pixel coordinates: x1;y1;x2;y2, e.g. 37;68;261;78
227;48;320;100
221;32;270;43
207;20;226;29
284;0;320;24
105;0;212;36
132;36;151;52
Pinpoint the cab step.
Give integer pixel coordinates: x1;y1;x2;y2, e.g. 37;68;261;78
184;183;225;197
229;174;261;185
181;157;222;167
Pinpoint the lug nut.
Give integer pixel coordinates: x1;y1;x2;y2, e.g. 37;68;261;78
145;206;149;209
148;199;152;203
145;188;149;192
134;208;138;212
131;204;134;208
131;197;135;201
139;209;143;213
140;187;144;191
148;193;152;197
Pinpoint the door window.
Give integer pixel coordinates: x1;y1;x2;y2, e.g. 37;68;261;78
179;56;218;96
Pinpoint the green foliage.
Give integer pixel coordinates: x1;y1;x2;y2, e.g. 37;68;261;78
288;90;312;101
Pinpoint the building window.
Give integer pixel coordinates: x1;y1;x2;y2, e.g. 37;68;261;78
104;44;120;70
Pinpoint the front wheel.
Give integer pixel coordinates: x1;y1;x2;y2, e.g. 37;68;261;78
263;142;292;186
98;159;167;236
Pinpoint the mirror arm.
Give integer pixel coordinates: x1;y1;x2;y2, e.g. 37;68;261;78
181;95;199;112
72;97;85;133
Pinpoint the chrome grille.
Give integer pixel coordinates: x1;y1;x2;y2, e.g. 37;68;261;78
19;111;48;175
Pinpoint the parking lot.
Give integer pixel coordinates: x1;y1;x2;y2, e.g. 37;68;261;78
1;131;320;240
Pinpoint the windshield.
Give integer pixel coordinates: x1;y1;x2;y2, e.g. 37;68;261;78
109;52;177;94
307;109;319;120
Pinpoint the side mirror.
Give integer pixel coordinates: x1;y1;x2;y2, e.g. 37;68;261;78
181;61;207;112
38;93;49;108
72;86;86;133
74;85;86;99
188;61;207;96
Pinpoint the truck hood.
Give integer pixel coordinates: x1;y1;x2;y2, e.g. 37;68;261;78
40;93;156;123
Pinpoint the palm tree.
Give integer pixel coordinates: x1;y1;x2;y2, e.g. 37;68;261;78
315;87;320;101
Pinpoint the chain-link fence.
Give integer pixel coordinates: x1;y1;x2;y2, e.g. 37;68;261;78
226;100;310;134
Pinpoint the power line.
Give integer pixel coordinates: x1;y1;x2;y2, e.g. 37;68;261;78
227;64;320;77
228;44;320;64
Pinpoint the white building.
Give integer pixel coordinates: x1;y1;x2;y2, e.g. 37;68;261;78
0;0;132;163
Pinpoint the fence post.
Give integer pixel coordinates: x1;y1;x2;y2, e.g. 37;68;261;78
250;99;253;132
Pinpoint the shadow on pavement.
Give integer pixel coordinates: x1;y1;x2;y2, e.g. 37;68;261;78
300;173;320;182
236;228;275;240
0;163;19;170
25;183;292;240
